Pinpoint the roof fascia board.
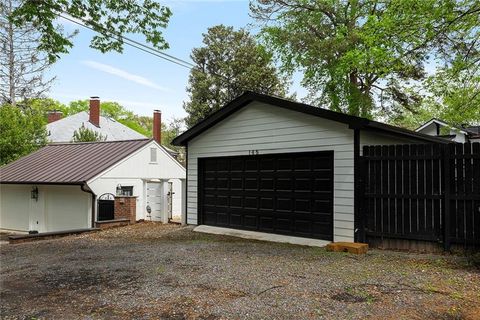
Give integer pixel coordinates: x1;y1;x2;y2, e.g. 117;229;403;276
416;118;468;135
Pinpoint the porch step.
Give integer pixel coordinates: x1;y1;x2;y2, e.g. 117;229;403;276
326;242;369;254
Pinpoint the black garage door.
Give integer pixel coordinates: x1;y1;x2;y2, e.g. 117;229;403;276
199;151;333;240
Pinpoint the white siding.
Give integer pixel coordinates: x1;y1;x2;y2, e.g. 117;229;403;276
44;185;91;232
87;141;186;221
417;123;438;136
0;185;30;231
187;102;355;242
0;184;91;232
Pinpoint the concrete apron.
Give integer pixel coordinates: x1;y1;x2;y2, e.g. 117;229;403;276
193;225;330;248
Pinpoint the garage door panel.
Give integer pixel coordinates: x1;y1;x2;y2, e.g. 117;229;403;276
230;214;242;226
244;215;258;229
259;217;274;231
199;151;333;240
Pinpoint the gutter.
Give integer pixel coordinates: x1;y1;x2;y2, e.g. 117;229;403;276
81;183;96;228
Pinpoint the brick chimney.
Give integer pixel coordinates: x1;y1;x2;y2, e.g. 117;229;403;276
47;110;62;123
89;96;100;127
153;110;161;144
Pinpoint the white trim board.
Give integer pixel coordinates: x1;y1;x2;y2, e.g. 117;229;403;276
193;225;331;247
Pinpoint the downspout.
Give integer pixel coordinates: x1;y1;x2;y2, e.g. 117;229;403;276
81;183;96;228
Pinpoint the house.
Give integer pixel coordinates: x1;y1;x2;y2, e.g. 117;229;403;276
46;97;179;157
172;91;447;243
0;138;186;233
416;118;480;143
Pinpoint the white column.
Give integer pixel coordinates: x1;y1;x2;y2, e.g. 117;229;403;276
180;178;187;225
161;180;170;224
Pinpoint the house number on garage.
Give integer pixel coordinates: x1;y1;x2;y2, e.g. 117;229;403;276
248;150;259;155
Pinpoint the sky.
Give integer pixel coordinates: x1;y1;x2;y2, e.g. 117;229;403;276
46;0;306;122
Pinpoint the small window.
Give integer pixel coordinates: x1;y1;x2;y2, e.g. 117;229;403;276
150;147;157;163
120;186;133;196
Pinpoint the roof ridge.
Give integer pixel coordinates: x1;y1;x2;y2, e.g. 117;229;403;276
48;138;151;146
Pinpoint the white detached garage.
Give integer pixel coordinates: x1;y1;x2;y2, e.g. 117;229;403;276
0;139;185;233
172;92;445;243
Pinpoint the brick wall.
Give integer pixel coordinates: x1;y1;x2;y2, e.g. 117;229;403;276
114;196;137;223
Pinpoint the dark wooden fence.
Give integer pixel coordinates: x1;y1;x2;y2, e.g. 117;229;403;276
361;143;480;250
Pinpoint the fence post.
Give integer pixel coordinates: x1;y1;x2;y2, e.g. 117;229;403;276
443;144;451;251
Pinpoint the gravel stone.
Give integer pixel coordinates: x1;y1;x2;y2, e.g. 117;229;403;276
1;222;479;319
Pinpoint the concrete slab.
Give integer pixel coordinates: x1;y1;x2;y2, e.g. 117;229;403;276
193;225;331;247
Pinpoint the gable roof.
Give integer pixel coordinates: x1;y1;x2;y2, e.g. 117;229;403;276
415;118;469;135
46;111;146;142
0;139;151;185
172;91;448;146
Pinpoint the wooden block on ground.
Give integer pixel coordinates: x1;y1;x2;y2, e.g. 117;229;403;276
326;242;368;254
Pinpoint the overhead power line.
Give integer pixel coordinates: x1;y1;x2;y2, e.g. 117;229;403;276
54;10;250;93
57;13;195;70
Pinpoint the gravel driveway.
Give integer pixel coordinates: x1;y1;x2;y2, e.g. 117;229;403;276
1;222;479;319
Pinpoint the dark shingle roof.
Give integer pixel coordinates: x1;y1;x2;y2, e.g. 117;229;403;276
0;139;151;185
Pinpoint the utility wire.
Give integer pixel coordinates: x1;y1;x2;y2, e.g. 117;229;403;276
57;13;195;69
55;11;252;93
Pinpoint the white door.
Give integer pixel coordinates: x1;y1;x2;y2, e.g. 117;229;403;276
146;182;163;221
29;188;45;233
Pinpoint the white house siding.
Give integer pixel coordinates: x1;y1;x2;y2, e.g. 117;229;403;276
187;102;356;242
417;123;438;137
0;185;30;231
0;184;91;232
43;185;91;232
87;141;186;221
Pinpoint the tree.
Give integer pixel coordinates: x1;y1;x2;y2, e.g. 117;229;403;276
10;0;172;63
0;0;55;105
0;104;47;165
71;126;107;142
183;25;289;128
391;64;480;129
251;0;480;118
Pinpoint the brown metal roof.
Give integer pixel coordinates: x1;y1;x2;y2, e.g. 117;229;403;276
0;139;151;185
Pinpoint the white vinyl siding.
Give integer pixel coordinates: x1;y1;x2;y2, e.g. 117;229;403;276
187;101;356;242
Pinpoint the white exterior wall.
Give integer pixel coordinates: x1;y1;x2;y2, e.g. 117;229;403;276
187;102;356;242
0;185;30;231
417;123;438;136
0;184;91;232
87;141;186;221
44;185;91;231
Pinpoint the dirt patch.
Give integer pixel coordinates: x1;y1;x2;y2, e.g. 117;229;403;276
1;222;479;319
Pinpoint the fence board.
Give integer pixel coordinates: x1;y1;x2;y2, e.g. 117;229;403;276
362;142;480;249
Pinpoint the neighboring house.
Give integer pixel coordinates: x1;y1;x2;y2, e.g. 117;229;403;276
0;139;186;233
46;97;179;158
172;91;447;243
415;118;480;143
